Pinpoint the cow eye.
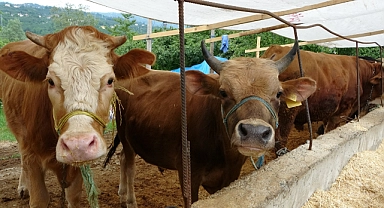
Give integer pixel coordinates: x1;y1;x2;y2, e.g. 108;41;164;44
219;89;228;98
276;91;283;98
48;78;55;86
107;78;114;86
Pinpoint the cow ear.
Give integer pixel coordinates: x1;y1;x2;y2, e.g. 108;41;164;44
114;49;156;80
0;51;49;82
370;73;382;85
281;77;317;102
185;70;219;96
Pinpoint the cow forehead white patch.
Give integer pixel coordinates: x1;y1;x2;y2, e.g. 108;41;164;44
48;30;114;113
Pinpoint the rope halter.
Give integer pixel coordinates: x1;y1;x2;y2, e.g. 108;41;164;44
55;110;107;135
221;96;279;137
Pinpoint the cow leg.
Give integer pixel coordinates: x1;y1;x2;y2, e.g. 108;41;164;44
18;154;29;199
177;169;202;206
119;140;137;208
324;115;347;133
25;157;50;208
65;167;83;208
52;164;82;208
276;107;301;152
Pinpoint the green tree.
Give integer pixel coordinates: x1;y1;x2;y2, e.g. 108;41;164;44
0;39;9;48
107;13;145;55
50;3;98;31
0;18;25;42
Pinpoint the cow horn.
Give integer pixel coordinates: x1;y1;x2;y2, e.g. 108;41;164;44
275;41;298;74
110;36;127;48
26;31;46;48
201;40;223;74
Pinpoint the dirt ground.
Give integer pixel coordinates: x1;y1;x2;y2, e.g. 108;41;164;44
0;123;318;208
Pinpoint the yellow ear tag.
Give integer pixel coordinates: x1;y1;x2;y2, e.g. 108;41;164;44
285;94;302;108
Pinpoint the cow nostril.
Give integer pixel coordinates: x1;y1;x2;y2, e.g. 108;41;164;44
261;128;272;141
238;123;272;142
88;138;96;148
239;123;248;137
61;140;70;151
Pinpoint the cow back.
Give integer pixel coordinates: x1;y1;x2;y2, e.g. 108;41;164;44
262;45;374;123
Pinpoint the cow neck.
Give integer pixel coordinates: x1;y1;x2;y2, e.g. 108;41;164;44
364;65;377;107
220;96;278;138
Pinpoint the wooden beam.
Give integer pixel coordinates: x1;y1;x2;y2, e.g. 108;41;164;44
204;24;288;43
133;0;351;40
304;30;384;45
245;30;384;53
245;42;308;53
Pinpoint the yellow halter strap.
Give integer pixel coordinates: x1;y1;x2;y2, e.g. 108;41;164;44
55;110;106;134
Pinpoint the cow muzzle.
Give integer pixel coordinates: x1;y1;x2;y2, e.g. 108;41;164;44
222;96;278;156
55;110;107;165
234;119;275;157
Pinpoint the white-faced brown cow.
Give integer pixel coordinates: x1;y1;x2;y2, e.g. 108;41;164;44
0;26;155;207
105;41;317;207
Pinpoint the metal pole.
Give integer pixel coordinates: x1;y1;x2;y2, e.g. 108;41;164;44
178;0;192;207
355;42;360;121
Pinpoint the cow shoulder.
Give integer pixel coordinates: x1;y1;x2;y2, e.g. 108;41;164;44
114;49;156;80
281;77;317;102
0;51;49;82
185;70;219;96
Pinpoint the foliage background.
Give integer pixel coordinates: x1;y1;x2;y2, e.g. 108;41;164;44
0;2;381;71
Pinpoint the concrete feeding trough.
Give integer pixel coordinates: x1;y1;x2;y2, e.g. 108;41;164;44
192;107;384;208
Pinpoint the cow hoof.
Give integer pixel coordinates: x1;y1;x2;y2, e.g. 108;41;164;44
17;186;29;199
121;202;138;208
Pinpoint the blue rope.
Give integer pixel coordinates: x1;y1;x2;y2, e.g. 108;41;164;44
250;155;265;169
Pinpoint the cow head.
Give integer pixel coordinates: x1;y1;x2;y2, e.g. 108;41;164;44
0;26;129;165
188;41;316;157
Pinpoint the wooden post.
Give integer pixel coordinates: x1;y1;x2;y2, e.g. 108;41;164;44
146;19;152;69
209;29;215;73
256;36;261;58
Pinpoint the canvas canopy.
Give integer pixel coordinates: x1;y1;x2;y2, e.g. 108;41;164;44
87;0;384;48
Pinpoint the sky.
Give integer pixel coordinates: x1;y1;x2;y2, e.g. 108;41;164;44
0;0;119;12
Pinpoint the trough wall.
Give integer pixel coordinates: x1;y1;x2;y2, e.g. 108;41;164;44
192;107;384;208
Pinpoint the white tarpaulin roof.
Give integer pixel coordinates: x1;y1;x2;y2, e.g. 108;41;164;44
88;0;384;48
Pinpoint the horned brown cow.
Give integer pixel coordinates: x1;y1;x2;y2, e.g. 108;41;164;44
261;45;384;151
0;26;155;207
108;41;316;207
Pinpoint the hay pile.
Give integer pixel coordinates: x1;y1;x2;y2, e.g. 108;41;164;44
302;141;384;208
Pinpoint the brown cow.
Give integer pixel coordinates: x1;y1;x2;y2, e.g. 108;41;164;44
108;41;316;207
0;26;156;207
261;45;384;151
